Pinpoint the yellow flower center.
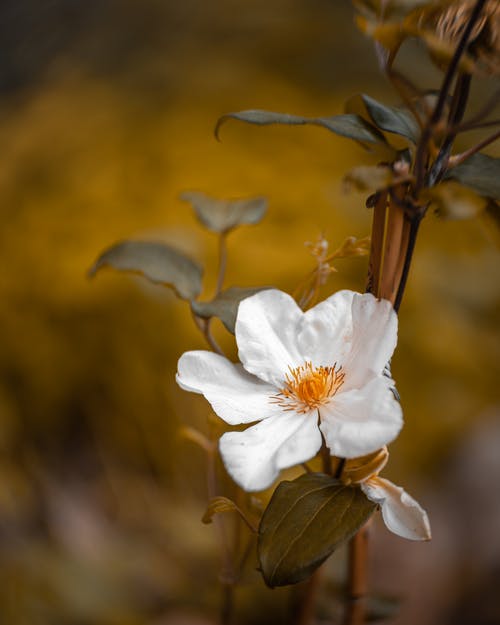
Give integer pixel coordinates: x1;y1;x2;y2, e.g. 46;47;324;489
271;361;345;413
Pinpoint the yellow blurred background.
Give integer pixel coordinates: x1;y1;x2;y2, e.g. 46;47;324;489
0;1;499;623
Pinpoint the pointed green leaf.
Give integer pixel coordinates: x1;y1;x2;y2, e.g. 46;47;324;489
89;240;203;300
314;114;387;144
445;153;500;200
258;473;376;587
215;110;387;145
361;95;420;143
191;286;269;333
181;191;267;234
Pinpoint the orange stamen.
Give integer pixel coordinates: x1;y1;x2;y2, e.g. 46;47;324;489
271;361;345;413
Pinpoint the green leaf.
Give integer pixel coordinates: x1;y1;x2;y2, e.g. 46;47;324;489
361;95;419;143
215;110;387;146
181;191;267;234
258;473;376;587
445;153;500;200
191;286;268;333
89;240;203;300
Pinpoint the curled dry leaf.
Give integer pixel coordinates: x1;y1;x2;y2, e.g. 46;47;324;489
202;497;239;524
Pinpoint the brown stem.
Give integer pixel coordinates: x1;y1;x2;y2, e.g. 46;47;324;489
191;308;225;355
319;423;333;475
366;191;388;298
459;86;500;131
378;195;406;303
320;442;332;475
293;568;323;625
456;118;500;132
221;584;235;625
335;457;346;480
342;523;370;625
394;216;421;314
428;72;472;186
367;186;411;306
449;128;500;167
293;440;336;624
203;318;225;355
215;232;228;296
205;436;235;625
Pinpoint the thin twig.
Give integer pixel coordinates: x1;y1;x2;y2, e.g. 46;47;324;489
204;430;235;625
295;569;323;625
456;118;500;132
203;318;225;355
234;534;256;583
190;307;225;355
428;72;471;186
458;86;500;131
342;523;370;625
215;232;228;296
449;128;500;167
393;215;422;313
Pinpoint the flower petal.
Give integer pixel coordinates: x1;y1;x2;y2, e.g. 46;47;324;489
319;376;402;458
341;293;398;388
298;290;356;366
176;350;281;425
235;289;304;386
219;411;322;491
361;477;431;541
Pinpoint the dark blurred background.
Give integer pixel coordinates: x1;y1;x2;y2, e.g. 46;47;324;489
0;1;499;623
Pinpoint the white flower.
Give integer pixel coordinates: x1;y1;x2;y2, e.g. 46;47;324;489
176;289;403;492
343;448;431;541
